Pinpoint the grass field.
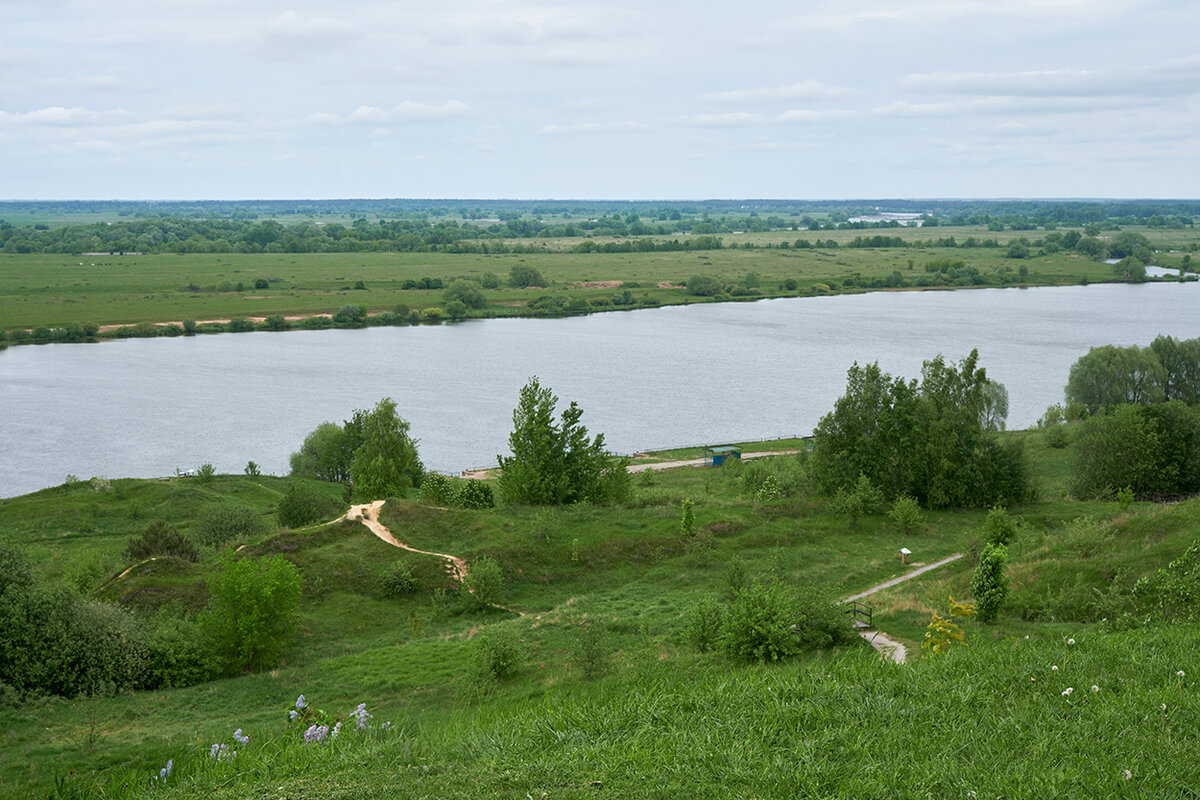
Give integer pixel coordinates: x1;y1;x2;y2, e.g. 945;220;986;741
3;224;1194;332
2;428;1198;798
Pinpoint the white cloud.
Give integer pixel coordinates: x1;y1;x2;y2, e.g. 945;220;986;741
903;56;1200;99
309;101;471;125
702;81;854;105
776;109;858;123
252;11;363;56
677;112;763;128
537;120;650;135
0;106;132;126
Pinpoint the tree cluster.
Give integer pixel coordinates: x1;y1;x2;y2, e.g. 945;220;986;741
811;350;1032;509
290;398;423;499
1066;336;1200;414
497;378;630;505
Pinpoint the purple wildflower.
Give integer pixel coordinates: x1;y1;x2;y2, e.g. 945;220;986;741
295;694;307;710
351;703;373;730
233;728;250;745
304;724;329;744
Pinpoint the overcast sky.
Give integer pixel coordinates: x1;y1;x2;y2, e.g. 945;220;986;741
2;0;1198;200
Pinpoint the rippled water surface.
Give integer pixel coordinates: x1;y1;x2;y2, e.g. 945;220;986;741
3;282;1198;497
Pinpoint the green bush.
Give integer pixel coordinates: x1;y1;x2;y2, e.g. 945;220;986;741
144;616;212;689
464;556;504;611
1133;540;1200;622
971;543;1009;623
888;495;924;535
199;554;303;674
981;506;1018;546
381;562;418;596
721;580;853;662
421;473;454;505
686;595;724;653
573;624;610;679
125;520;199;562
456;480;495;509
277;481;338;528
463;627;523;697
196;463;215;483
195;502;266;548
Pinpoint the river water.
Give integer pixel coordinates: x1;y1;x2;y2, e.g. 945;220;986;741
2;282;1198;498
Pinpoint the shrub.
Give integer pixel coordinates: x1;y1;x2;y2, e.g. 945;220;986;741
144;616;212;689
276;481;338;528
332;304;367;326
723;556;748;598
686;595;724;652
679;499;695;538
464;556;504;611
721;580;852;662
686;274;721;296
125;520;199;562
970;543;1009;623
244;460;261;476
381;562;418;596
421;473;454;505
195;502;266;548
196;463;215;483
456;480;495;509
508;264;545;288
463;626;523;697
981;506;1018;546
572;624;610;679
1044;425;1070;448
888;495;924;535
830;474;884;527
199;554;303;674
1133;540;1200;622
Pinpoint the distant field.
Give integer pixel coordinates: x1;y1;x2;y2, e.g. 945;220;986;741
4;224;1192;331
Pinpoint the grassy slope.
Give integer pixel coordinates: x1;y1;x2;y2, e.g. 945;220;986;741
1;436;1198;798
6;223;1191;330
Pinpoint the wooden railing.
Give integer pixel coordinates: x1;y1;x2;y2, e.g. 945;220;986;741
844;599;873;629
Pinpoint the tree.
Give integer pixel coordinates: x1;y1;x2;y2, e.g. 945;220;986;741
970;542;1009;623
497;377;629;505
508;264;545;288
811;350;1031;509
686;274;722;296
1066;344;1166;414
443;279;487;309
348;398;423;499
1070;401;1200;500
199;554;302;674
290;422;355;483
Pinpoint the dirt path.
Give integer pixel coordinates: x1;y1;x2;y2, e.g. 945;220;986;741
627;449;802;473
343;500;526;617
842;553;965;664
342;500;467;582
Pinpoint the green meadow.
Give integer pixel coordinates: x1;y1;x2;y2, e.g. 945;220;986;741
1;427;1198;798
3;223;1194;332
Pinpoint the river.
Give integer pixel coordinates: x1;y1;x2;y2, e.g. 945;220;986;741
2;282;1198;498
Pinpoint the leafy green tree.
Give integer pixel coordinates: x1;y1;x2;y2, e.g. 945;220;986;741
332;304;367;326
1066;344;1166;413
1149;335;1200;404
276;480;339;528
970;543;1009;623
200;554;302;674
464;556;504;611
443;279;486;309
686;274;722;296
497;377;629;505
348;398;423;499
125;520;199;562
508;264;545;288
290;421;356;484
888;495;924;535
981;506;1019;546
812;350;1031;509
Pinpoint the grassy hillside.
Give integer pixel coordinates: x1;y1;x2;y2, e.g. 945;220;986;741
1;435;1198;798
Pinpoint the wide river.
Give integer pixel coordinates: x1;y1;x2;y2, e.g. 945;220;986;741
3;282;1199;498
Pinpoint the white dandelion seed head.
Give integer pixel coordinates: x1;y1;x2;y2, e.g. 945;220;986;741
1177;671;1185;678
1091;685;1099;692
1062;687;1074;696
1123;769;1132;780
1051;665;1058;671
1161;703;1167;711
1067;638;1075;645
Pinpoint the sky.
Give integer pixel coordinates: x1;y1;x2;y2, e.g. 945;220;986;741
2;0;1198;200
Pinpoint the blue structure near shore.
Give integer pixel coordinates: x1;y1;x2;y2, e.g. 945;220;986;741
704;446;742;467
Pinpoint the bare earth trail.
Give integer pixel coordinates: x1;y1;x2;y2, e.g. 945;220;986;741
342;500;526;617
842;554;965;664
461;449;805;480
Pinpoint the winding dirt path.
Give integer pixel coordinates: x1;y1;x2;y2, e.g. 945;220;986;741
343;500;526;617
842;553;965;664
342;500;467;581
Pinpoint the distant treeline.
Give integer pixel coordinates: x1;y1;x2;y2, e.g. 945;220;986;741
0;199;1195;255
